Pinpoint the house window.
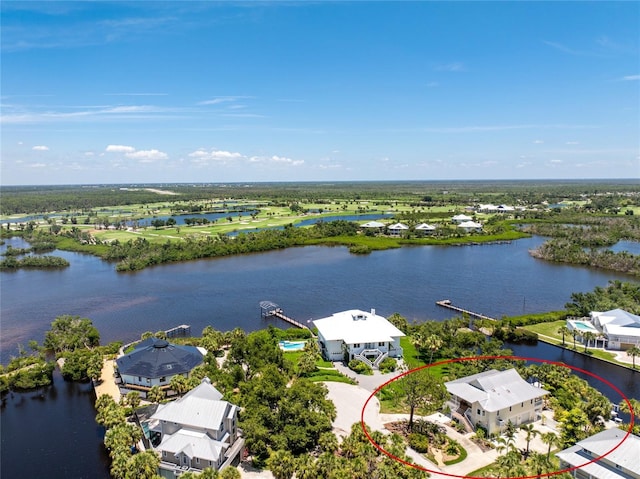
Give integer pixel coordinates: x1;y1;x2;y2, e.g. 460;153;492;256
378;342;385;347
209;461;213;467
163;451;166;457
353;343;360;348
138;376;142;381
196;458;200;465
521;403;524;407
160;376;166;383
477;409;481;415
509;406;512;412
616;465;623;470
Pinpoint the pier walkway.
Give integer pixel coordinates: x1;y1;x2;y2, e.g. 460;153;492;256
436;299;497;321
260;301;310;330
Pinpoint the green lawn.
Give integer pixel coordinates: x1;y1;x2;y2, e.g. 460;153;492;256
522;321;633;368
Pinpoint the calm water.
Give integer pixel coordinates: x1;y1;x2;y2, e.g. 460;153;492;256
0;370;111;479
1;237;638;478
1;236;636;362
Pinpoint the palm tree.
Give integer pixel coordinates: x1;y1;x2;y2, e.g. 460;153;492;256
540;431;558;459
219;467;241;479
557;325;570;347
527;451;551;476
125;450;160;479
572;330;579;350
583;331;597;352
425;334;443;364
147;385;165;403
267;449;296;479
627;346;640;369
520;423;540;456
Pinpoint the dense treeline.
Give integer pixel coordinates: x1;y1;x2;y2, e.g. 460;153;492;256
0;254;70;269
525;214;640;276
530;240;640;276
565;280;640;316
103;220;358;271
3;180;638;215
523;215;640;246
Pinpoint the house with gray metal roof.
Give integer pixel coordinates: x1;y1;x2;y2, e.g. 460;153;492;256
445;368;548;435
590;309;640;350
148;377;243;477
556;428;640;479
115;337;205;390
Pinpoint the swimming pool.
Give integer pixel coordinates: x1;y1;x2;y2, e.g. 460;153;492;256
568;320;598;332
278;340;307;351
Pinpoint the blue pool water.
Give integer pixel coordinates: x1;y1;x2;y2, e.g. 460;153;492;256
279;340;307;351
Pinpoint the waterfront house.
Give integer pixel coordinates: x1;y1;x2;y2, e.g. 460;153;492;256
147;377;243;477
556;428;640;479
313;309;405;368
115;337;205;392
590;309;640;350
360;220;385;230
445;368;548;435
451;214;473;224
386;222;409;237
457;220;483;233
415;223;437;235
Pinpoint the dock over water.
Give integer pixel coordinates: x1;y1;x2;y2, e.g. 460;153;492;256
436;299;497;321
260;301;310;330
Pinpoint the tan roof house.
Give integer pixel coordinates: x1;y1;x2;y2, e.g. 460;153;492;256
445;369;548;435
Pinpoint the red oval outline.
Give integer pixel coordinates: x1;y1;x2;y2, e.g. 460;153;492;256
360;355;635;479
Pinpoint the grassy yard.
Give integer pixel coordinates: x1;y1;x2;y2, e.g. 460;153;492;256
522;321;631;368
282;349;355;384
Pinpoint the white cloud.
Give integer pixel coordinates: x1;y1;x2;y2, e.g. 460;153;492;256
32;145;49;151
270;155;303;166
198;96;252;106
533;140;544;144
188;149;244;165
125;149;168;162
434;62;465;72
620;75;640;81
28;162;47;168
106;144;135;153
105;144;168;162
566;141;579;145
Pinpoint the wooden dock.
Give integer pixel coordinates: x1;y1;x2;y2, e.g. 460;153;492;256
436;299;497;321
271;310;310;330
260;300;310;330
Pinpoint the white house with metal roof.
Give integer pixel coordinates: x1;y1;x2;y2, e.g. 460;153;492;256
313;309;404;368
457;220;483;233
386;222;410;237
415;223;437;235
445;368;548;435
148;378;243;477
451;214;473;224
556;428;640;479
590;309;640;350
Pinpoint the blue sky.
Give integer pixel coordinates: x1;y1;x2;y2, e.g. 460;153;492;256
1;1;638;185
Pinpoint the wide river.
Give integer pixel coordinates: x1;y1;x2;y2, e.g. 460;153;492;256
1;236;638;478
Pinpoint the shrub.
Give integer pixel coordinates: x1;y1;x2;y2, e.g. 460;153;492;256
408;433;430;453
349;244;372;254
348;359;373;375
378;357;397;373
